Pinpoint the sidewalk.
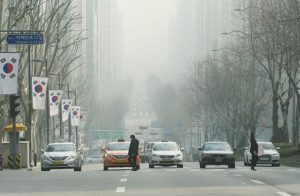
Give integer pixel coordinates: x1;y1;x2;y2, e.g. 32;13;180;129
27;162;41;171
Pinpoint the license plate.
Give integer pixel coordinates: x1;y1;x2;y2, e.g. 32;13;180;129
53;161;64;165
215;157;222;162
260;157;269;161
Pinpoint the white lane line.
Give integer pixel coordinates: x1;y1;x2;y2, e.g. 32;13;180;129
233;174;243;177
120;178;127;182
123;174;129;177
166;169;177;172
277;192;292;196
250;180;265;185
116;187;125;193
124;171;130;174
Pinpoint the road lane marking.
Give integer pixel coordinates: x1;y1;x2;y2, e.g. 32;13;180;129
166;169;176;172
124;171;130;174
116;187;125;193
123;174;129;177
250;180;265;185
233;174;243;177
277;192;292;196
120;178;127;182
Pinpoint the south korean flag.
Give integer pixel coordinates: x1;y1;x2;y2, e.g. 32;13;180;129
49;90;63;116
32;77;48;110
0;53;20;94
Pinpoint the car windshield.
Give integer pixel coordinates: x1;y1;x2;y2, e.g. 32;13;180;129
107;143;130;151
204;143;232;151
153;143;178;151
45;144;75;152
260;143;275;150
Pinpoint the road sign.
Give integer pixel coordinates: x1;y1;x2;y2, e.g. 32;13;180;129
6;34;44;45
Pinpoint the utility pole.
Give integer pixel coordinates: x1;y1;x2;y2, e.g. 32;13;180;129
67;84;78;150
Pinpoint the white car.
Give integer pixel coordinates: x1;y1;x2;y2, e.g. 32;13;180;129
244;142;280;167
148;142;184;168
41;142;82;171
84;155;102;164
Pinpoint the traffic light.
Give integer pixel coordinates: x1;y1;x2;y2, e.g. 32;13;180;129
9;95;20;118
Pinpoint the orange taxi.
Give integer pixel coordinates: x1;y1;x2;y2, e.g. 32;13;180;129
102;140;140;171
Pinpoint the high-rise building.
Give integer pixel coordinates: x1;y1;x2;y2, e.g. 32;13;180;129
83;0;123;109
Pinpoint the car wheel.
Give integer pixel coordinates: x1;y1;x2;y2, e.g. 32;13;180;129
149;164;154;168
177;164;183;168
41;167;49;171
104;166;108;171
200;162;206;168
272;163;280;167
228;163;235;168
136;165;140;170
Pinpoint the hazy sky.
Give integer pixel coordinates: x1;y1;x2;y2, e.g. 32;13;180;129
118;0;177;80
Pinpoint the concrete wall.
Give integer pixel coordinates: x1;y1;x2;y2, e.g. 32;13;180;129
0;141;30;168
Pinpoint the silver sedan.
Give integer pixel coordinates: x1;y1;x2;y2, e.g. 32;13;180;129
41;142;82;171
244;141;280;167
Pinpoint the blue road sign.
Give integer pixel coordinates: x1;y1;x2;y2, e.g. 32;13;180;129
6;34;44;45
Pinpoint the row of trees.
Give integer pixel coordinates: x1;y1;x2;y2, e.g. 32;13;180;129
0;0;85;151
184;0;300;147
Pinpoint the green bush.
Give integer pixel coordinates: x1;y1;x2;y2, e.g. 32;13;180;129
279;147;300;157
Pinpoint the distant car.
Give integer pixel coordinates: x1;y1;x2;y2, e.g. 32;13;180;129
244;142;280;167
103;141;140;171
148;142;184;168
145;142;158;162
84;155;102;163
41;142;82;171
198;141;236;169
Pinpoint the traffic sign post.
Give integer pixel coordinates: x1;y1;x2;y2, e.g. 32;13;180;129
6;34;44;45
4;31;44;167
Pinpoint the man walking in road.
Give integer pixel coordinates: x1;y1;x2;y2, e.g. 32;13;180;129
250;132;258;171
128;135;139;171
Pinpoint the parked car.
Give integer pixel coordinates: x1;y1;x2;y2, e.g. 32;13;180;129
244;141;280;167
148;141;184;168
84;155;102;163
41;142;82;171
102;140;140;171
198;141;236;168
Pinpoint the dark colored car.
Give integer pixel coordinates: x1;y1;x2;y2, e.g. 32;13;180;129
198;141;236;168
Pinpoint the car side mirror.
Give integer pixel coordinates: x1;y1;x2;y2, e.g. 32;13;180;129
276;147;280;150
198;148;202;151
180;148;184;151
233;148;237;151
41;149;44;154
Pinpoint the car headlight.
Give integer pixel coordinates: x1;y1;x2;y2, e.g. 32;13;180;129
42;154;52;162
201;153;211;158
66;155;76;160
152;154;158;158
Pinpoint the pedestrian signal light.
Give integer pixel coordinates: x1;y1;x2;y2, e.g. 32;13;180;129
9;95;20;118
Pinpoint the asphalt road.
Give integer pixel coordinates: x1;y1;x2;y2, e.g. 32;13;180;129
0;162;299;196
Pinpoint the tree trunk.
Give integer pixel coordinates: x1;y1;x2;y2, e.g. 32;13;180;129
293;94;300;146
271;94;280;143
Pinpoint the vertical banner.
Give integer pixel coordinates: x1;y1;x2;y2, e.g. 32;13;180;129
61;99;72;122
0;53;20;94
49;90;63;116
32;77;48;110
70;106;80;126
80;111;87;127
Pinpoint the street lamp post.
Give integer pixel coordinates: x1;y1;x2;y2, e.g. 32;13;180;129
48;73;63;141
32;59;49;145
67;83;78;151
